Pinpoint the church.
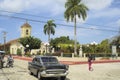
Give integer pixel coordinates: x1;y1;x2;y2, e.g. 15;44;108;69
0;22;52;55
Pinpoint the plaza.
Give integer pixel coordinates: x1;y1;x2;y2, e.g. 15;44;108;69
0;58;120;80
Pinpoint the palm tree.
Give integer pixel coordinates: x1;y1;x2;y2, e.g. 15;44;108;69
64;0;89;55
44;20;56;53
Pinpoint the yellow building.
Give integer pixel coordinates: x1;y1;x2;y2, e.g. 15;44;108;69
10;22;32;55
21;22;32;38
0;22;53;55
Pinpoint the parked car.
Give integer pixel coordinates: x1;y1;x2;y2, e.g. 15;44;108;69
28;56;69;80
0;51;5;69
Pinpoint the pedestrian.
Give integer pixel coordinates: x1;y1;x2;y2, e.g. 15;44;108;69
88;54;93;71
6;54;14;67
7;54;13;60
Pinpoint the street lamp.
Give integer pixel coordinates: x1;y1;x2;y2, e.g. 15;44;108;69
26;44;29;48
91;41;97;54
24;44;29;55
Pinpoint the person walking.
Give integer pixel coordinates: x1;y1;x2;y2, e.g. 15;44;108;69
88;54;93;71
6;54;14;67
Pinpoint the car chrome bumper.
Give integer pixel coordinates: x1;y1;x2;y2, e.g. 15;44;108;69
41;71;69;77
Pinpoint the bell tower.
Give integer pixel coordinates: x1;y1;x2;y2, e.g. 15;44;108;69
21;22;32;38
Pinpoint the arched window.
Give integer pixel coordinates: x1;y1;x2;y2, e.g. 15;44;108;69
26;29;29;35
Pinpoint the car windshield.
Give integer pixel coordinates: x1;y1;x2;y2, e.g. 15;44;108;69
41;57;58;64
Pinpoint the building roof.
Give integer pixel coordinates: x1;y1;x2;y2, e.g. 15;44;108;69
21;22;31;28
6;39;19;44
0;39;19;47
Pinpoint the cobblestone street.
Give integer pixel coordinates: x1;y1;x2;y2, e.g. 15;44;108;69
0;59;120;80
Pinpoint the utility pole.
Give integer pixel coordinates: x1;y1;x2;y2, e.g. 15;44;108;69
118;27;120;36
2;31;7;51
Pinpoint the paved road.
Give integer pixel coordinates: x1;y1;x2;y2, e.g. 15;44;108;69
0;62;37;80
69;63;120;80
0;59;120;80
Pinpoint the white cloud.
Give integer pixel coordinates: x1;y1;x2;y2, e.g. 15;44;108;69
0;27;4;32
117;19;120;26
77;26;101;36
50;3;65;16
103;19;120;30
0;0;114;18
76;16;89;24
55;27;74;37
82;0;113;10
91;8;120;18
0;0;26;12
84;0;120;20
0;0;65;16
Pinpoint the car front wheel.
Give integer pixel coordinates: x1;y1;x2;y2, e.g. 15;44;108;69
38;71;43;80
61;76;66;80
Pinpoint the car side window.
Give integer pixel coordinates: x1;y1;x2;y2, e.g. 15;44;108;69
32;58;37;63
36;58;41;64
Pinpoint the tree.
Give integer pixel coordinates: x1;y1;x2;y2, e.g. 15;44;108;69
50;36;78;53
17;48;22;56
44;20;56;43
19;36;41;52
50;36;75;47
64;0;89;55
100;39;111;53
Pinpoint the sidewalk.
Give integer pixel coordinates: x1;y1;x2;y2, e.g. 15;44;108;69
57;57;120;65
13;56;120;65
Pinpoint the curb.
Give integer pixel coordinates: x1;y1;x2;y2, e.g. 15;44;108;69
13;56;120;65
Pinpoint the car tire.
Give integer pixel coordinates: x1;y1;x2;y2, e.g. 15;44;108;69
29;70;33;75
37;71;43;80
60;76;66;80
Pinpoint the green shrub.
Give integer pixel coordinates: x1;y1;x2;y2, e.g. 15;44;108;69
17;49;22;56
6;50;10;55
36;51;41;55
100;57;110;60
63;53;72;57
89;53;112;57
52;52;61;56
26;52;31;57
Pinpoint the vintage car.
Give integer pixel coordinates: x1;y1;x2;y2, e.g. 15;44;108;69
28;56;69;80
0;51;5;69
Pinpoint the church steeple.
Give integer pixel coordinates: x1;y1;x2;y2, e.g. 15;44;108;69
21;21;32;38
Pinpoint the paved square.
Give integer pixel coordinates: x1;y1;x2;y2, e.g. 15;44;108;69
0;59;120;80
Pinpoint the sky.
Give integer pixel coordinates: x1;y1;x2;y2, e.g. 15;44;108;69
0;0;120;44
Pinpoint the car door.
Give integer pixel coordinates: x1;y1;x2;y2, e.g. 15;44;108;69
34;58;42;75
30;58;37;74
32;58;42;75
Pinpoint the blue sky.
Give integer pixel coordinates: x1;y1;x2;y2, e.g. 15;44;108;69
0;0;120;44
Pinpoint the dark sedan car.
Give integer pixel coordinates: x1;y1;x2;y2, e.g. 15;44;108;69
28;56;69;80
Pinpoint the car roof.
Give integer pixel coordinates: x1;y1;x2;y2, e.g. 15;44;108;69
35;55;55;58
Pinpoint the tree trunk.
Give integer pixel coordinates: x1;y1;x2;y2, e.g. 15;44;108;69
74;16;77;55
48;30;51;53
